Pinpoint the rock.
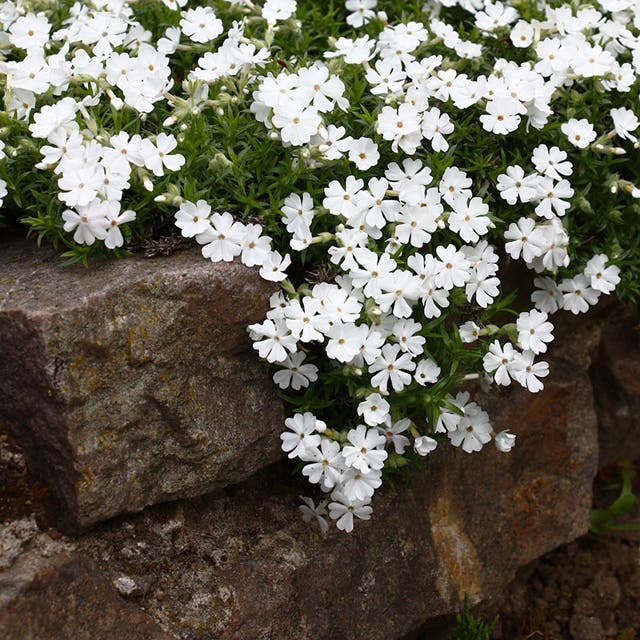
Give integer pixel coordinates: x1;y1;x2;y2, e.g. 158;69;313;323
0;518;171;640
0;240;283;532
590;315;640;468
75;322;599;640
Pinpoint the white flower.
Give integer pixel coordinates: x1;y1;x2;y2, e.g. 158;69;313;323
328;492;372;533
436;393;468;434
104;204;136;249
325;323;362;363
421;107;454;152
301;439;343;488
283;297;323;342
141;134;185;177
448;196;490;243
9;13;51;50
346;0;377;28
262;0;297;23
273;352;319;390
480;99;522;135
357;393;391;427
434;244;471;290
369;344;416;393
465;263;500;308
414;358;441;385
559;275;600;314
180;7;223;43
324;35;375;64
241;224;272;268
248;318;297;363
561;119;597;149
365;58;406;95
610;107;639;143
516;309;554;354
281;412;322;459
175;200;212;237
531;277;563;314
377;271;422;318
57;162;104;207
323;176;365;218
362;177;401;229
475;1;519;31
341;467;382;501
531;145;573;181
259;251;291;282
496;165;539;205
510;21;534;48
282;191;315;234
197;212;244;262
386;159;433;202
439;167;472;206
299;496;329;533
348;137;379;170
350;325;385;368
272;104;322;146
314;124;353;160
393;319;426;357
534;178;574;218
584;254;620;294
447;402;492;453
62;206;109;246
329;228;368;270
482;340;516;386
297;64;348;112
504;218;545;262
343;425;388;473
378;418;411;455
459;321;481;343
511;350;549;392
394;194;441;247
376;103;422;154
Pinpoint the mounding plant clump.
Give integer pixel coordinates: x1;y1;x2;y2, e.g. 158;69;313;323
0;0;638;532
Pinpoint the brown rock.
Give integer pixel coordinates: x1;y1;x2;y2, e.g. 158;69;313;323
75;322;599;640
590;315;640;468
0;240;283;532
0;518;171;639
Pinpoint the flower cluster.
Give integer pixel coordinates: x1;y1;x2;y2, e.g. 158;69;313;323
0;0;636;532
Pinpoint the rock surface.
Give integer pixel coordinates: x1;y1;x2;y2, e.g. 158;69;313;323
0;240;283;532
0;517;171;640
590;313;640;468
71;320;600;640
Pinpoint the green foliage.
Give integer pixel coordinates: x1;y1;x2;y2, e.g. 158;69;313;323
447;596;499;640
591;462;640;534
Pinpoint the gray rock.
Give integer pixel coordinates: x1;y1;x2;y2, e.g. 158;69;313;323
0;518;171;640
0;240;283;532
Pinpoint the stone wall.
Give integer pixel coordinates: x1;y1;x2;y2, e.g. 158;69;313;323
1;240;638;639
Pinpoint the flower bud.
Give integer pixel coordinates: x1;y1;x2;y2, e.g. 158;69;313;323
414;435;437;456
494;430;516;452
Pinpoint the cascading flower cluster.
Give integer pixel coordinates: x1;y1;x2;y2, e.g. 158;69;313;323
0;0;636;533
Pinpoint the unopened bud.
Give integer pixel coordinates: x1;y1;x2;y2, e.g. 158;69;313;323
494;430;517;452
